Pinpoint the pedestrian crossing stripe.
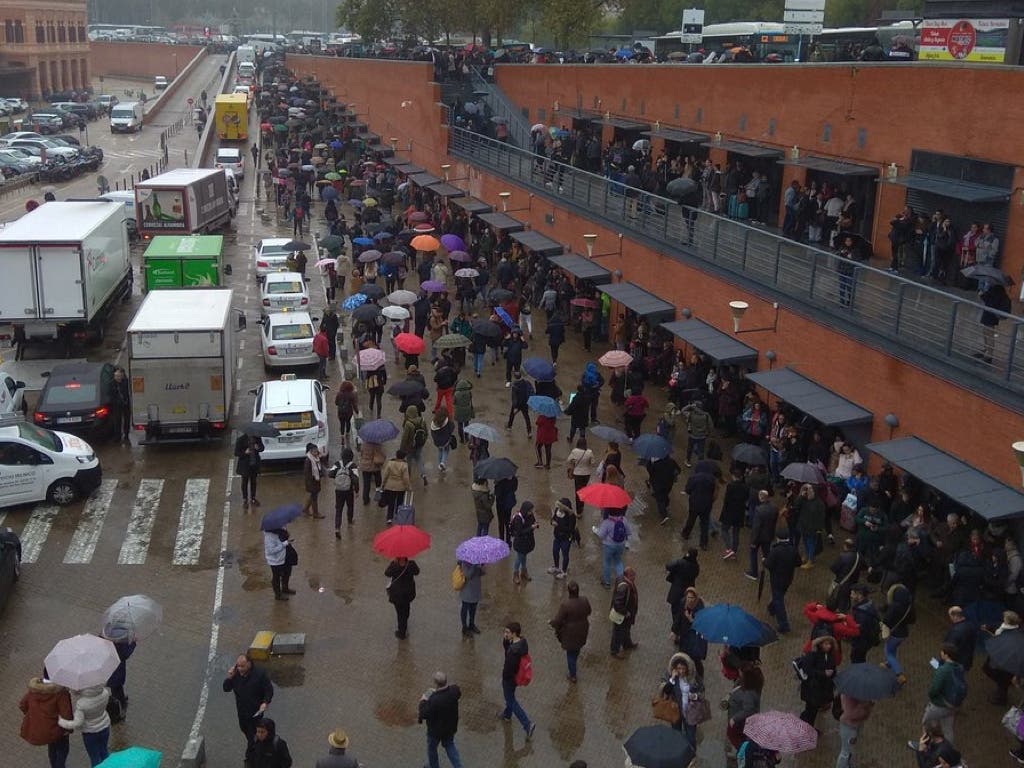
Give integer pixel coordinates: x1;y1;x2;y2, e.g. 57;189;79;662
4;477;215;566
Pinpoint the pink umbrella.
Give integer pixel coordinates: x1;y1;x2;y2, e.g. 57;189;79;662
598;350;633;368
420;280;446;293
448;250;472;262
743;711;818;754
315;258;336;268
358;348;386;370
409;211;430;223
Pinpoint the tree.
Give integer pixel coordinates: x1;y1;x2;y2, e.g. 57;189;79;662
337;0;400;42
542;0;609;48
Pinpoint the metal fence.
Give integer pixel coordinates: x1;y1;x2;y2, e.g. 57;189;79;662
448;127;1024;405
465;67;532;149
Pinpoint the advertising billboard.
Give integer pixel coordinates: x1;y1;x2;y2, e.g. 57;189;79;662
919;18;1009;63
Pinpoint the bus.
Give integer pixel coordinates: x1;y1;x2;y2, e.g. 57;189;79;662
807;22;920;61
654;22;800;61
214;93;248;141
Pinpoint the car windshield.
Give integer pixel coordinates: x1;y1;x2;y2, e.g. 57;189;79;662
266;281;303;294
17;423;61;452
271;323;313;341
263;410;314;430
43;380;99;406
111;106;135;118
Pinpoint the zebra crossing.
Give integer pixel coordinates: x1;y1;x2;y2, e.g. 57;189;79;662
0;474;226;567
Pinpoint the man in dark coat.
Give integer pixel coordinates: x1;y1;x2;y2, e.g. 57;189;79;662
647;455;681;524
828;538;865;612
111;366;131;443
418;671;463;768
848;583;881;663
321;305;340;359
610;567;640;658
413;294;431;338
223;653;274;747
664;548;700;624
506;371;534;437
246;717;292;768
943;605;979;672
315;729;359;768
747;490;778;581
549;580;592;682
682;468;717;549
764;527;800;633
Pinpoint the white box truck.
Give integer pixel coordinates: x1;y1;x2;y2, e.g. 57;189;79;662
134;168;234;239
0;201;132;354
236;44;256;65
127;289;243;442
109;101;144;133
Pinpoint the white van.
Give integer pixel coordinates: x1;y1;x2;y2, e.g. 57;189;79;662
109;101;143;133
237;61;256;80
0;419;103;507
251;376;328;460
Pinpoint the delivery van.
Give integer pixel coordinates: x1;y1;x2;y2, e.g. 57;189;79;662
109;101;143;133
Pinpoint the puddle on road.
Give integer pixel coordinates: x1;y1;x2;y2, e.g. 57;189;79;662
373;698;417;727
272;661;305;687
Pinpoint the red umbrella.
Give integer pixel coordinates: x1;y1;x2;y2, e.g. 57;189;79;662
577;483;631;508
409;211;430;223
570;298;598;308
394;332;426;355
372;525;431;558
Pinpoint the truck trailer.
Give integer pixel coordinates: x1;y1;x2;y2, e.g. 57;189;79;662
134;168;233;239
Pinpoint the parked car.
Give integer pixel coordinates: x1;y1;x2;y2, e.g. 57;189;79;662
253;237;295;282
6;138;78;159
2;98;27;113
0;528;21;615
0;420;102;507
26;113;65;134
0;131;43;142
33;362;116;439
154;76;168;91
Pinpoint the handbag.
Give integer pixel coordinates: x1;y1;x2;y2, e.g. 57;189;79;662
881;602;911;640
284;543;298;566
609;607;626;625
684;694;712;726
449;435;457;450
1002;706;1023;737
651;694;680;724
826;553;860;611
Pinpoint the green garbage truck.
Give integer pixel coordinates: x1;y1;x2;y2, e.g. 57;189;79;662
142;235;224;291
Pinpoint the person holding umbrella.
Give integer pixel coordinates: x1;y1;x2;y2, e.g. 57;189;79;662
472;479;494;537
56;681;110;766
264;524;296;600
534;410;558;470
19;673;73;768
101;624;136;722
358;438;386;506
494;473;518;543
385;555;421;639
458;560;484;637
235;432;265;510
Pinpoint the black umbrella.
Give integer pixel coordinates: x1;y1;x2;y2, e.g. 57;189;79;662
623;726;695;768
360;283;386;300
986;629;1024;677
489;288;514;303
352;304;382;323
473;457;518;481
834;663;900;700
387;379;425;397
471;319;503;338
961;264;1010;285
732;443;768;465
243;421;281;438
281;240;311;251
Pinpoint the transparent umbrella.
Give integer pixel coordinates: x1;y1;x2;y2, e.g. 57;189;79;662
101;595;163;642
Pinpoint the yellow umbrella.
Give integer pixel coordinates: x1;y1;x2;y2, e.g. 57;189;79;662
411;235;440;252
363;197;378;207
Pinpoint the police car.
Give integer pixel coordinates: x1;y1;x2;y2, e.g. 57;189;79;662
259;310;318;370
0;418;102;507
251;375;328;460
260;271;309;313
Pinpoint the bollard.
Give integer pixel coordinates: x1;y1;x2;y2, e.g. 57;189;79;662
179;735;206;768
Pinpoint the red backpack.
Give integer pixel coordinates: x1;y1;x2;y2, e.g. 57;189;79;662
514;653;533;686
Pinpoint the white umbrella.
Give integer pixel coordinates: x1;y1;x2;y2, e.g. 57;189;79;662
382;305;410;321
455;268;479;279
531;123;545;132
102;594;163;642
464;422;502;443
632;139;651;152
388;289;418;306
45;634;119;690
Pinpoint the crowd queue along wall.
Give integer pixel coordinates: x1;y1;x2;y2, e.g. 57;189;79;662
288;53;1024;487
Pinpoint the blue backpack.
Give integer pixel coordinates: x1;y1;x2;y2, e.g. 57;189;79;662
611;518;627;543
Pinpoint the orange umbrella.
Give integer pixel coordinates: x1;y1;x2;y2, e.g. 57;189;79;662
410;234;440;252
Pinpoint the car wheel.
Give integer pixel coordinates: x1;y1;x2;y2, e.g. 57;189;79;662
47;478;77;506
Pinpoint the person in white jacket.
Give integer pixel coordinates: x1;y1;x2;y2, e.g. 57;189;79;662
57;684;110;766
264;527;294;601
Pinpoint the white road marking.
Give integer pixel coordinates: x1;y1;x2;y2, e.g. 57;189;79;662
63;479;118;564
19;506;58;563
239;340;246;351
232;400;239;417
236;357;242;370
172;478;210;565
0;512;5;528
118;479;165;565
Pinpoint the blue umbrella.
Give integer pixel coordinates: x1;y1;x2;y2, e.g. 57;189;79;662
260;503;302;531
358;418;400;443
615;48;634;59
349;199;364;209
342;293;368;311
527;395;561;418
493;306;516;329
353;236;374;246
692;603;778;647
522;357;555;381
589;424;629;443
321;186;338;201
97;747;163;768
464;422;501;442
373;231;394;240
632;433;673;460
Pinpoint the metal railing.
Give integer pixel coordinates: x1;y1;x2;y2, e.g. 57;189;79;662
448;126;1024;408
465;67;532;149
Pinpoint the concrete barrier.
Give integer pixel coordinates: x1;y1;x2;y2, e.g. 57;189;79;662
179;735;206;768
144;47;208;126
193;51;237;168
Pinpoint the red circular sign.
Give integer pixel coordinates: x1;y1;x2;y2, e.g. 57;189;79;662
947;20;977;60
187;97;194;105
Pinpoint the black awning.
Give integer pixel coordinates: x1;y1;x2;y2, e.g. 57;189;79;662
598;282;676;324
476;212;525;232
426;182;467;198
364;132;380;143
366;144;394;157
662;319;758;368
867;437;1024;521
547;253;612;284
510;230;564;257
394;163;424;175
449;196;493;214
597;117;651;132
781;156;878;177
642;127;710;145
700;139;783;159
408;172;442;188
746;368;873;427
382;156;407;167
887;172;1011;203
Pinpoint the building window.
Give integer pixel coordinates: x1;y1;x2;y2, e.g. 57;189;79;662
77;24;84;42
68;24;75;43
4;20;13;44
58;23;65;43
47;23;55;43
14;21;23;43
35;23;43;43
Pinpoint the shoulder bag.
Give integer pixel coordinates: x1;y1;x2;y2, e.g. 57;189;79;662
825;553;860;611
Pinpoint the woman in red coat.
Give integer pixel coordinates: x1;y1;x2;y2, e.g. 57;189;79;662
534;415;558;469
801;601;860;665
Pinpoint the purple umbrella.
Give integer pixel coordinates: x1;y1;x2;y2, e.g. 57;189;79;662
358;419;400;443
440;234;466;252
321;187;339;200
421;280;446;293
455;536;511;565
448;250;472;262
358;249;382;263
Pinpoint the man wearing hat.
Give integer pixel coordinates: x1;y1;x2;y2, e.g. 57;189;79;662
848;583;881;663
315;728;359;768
